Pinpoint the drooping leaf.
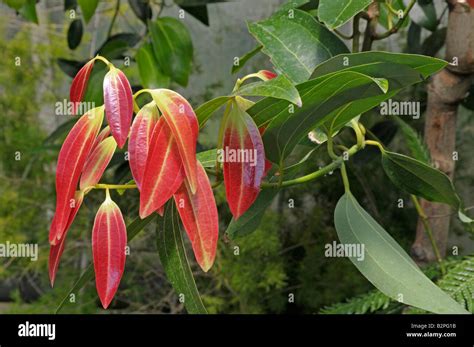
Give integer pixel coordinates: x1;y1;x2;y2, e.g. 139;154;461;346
129;102;159;190
196;96;230;127
334;192;468;314
234;75;302;107
92;193;127;309
149;17;193;86
67;19;83;50
55;214;155;313
149;89;199;193
409;0;438;32
128;0;152;23
422;28;447;57
318;0;371;29
139;118;185;218
381;150;461;209
156;203;207;314
78;0;98;23
248;9;349;83
49;191;84;287
80;137;117;190
136;43;170;89
173;162;218;272
103;66;134;148
69;59;95;114
407;22;422;54
231;45;262;74
57;58;85;78
97;33;141;60
50;106;104;245
223;101;265;219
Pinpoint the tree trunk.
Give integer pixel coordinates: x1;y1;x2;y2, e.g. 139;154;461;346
411;2;474;265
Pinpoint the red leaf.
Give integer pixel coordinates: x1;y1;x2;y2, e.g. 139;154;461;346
103;67;134;148
91;126;111;152
150;89;199;193
92;193;127;309
139;118;185;218
70;60;95;114
49;191;84;287
80;137;117;190
222;101;265;219
173;161;218;272
129;102;159;190
50;107;104;245
256;70;277;81
157;205;165;217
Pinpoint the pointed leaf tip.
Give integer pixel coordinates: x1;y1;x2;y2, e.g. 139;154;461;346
70;59;95;115
80;136;117;190
103;66;134;148
92;196;127;309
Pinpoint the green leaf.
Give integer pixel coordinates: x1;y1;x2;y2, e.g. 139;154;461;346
67;19;83;50
378;0;410;30
83;65;107;105
231;45;262;74
96;33;141;60
261;71;388;163
226;187;280;239
78;0;98;23
156;203;207;314
149;17;193;87
248;9;349;84
234;75;302;107
422;27;447;57
334;192;469;314
56;58;84;78
19;0;38;24
128;0;152;24
55;214;156;313
410;0;438;32
196;96;230;127
393;118;431;164
196;148;217;168
136;43;170;89
318;0;371;29
381;150;461;209
407;22;422;54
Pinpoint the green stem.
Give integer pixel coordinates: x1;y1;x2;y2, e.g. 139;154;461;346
106;0;121;39
352;14;361;53
340;162;350;192
365;140;385;152
373;0;416;40
262;144;360;188
94;183;138;190
411;195;446;275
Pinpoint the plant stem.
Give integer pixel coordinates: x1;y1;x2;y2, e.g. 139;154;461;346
107;0;121;39
352;14;361;52
334;28;353;40
365;140;385;152
411;195;446;275
262;144;360;188
373;0;416;40
340;162;350;192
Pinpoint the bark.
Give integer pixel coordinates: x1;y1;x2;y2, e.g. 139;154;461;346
411;2;474;265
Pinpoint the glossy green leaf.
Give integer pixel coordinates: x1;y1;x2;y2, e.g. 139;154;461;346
318;0;371;29
334;192;469;314
381;150;461;209
261;71;388;163
97;33;141;60
156;203;207;314
248;9;349;84
67;19;83;50
78;0;98;23
231;45;262;74
235;75;302;107
55;214;156;313
196;96;230;127
149;17;193;86
136;43;170;88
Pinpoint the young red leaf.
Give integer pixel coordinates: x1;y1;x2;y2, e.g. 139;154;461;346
92;192;127;309
50;106;104;245
139;118;185;219
222;101;265;219
129;102;160;190
70;59;95;114
80;137;117;190
256;70;277;81
91;126;111;152
49;191;84;287
103;66;134;148
173;161;218;272
157;205;165;216
150;89;199;193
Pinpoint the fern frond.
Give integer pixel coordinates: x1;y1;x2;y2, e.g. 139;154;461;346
320;290;397;314
394;118;431;164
